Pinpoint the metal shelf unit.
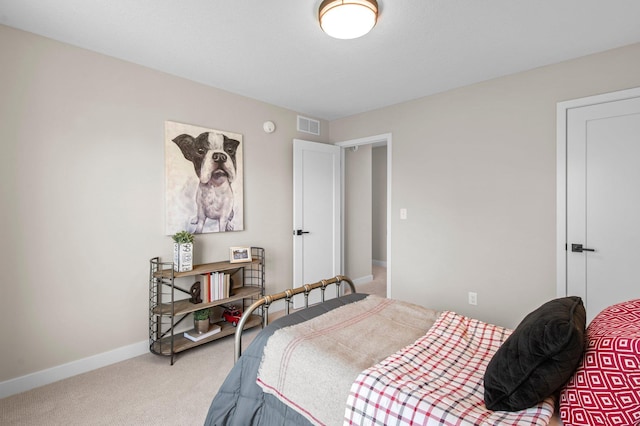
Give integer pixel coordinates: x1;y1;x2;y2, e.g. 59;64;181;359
148;247;265;364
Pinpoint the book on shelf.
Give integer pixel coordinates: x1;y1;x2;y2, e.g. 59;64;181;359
183;324;221;342
204;273;211;303
207;272;231;301
211;272;220;301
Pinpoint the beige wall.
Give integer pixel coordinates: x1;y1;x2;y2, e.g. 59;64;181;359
344;145;372;280
3;21;640;389
372;146;387;263
0;25;329;383
330;43;640;329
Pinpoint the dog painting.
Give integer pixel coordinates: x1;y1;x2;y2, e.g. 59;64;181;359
165;121;243;234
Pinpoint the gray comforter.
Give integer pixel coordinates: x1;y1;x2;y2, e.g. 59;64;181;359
204;293;367;426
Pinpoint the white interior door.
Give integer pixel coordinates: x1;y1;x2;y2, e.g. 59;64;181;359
559;88;640;323
293;139;341;307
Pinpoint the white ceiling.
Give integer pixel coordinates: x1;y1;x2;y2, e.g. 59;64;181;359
2;0;640;121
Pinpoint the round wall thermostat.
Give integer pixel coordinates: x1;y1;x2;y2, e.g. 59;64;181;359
263;121;276;133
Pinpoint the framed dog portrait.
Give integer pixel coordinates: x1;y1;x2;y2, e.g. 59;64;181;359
165;121;244;235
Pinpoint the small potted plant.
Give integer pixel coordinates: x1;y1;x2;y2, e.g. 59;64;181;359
172;230;194;272
193;308;210;334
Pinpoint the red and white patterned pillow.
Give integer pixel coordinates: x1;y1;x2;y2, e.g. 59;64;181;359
560;299;640;426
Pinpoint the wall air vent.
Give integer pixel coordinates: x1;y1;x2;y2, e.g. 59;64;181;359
297;115;320;136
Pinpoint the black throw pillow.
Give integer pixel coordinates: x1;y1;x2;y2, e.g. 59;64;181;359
483;296;586;411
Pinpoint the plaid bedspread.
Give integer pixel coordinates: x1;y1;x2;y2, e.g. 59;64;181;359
257;295;440;426
344;311;556;426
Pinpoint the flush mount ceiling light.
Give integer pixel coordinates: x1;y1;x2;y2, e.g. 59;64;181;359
319;0;378;40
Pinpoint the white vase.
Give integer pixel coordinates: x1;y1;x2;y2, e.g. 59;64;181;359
173;242;193;272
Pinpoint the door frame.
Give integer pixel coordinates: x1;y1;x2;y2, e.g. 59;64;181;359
335;133;392;298
556;86;640;298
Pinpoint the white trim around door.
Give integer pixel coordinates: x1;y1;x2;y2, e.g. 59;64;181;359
556;87;640;298
335;133;392;298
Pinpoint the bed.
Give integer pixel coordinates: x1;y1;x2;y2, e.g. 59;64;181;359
204;276;640;426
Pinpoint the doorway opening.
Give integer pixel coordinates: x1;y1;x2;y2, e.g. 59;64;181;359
336;133;392;298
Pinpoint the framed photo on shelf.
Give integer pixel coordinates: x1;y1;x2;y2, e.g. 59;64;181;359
230;247;251;263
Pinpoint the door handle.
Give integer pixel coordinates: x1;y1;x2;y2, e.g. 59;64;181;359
294;229;310;236
571;243;595;253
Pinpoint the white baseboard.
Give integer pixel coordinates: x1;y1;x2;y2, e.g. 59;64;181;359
1;275;393;399
0;340;149;399
373;259;387;267
352;274;374;286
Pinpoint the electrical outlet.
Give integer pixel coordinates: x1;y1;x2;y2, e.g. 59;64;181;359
400;208;407;220
468;292;477;306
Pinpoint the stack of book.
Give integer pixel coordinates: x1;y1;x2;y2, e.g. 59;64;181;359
200;272;231;303
183;324;221;342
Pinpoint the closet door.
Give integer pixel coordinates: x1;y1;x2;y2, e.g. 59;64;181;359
559;88;640;322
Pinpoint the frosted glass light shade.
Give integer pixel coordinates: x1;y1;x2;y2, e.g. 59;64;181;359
319;0;378;40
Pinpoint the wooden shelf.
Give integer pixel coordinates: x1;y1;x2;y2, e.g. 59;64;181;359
153;286;262;316
151;315;262;355
153;258;258;279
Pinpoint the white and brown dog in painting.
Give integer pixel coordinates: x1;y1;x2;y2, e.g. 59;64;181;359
172;131;240;233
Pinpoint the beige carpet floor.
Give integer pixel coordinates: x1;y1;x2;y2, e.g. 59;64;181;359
0;268;386;425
